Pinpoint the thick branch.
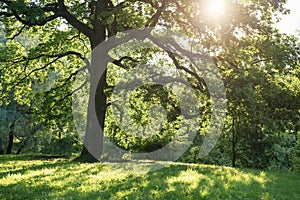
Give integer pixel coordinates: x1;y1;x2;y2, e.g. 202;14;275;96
111;56;138;70
146;0;166;27
1;0;94;38
166;51;205;92
0;11;13;17
58;0;94;38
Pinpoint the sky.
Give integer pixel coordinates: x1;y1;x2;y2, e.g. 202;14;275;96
275;0;300;35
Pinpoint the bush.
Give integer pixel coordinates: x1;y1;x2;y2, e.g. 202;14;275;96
266;134;296;170
291;133;300;172
40;133;81;156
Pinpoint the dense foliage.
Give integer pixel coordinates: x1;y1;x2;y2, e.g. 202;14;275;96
0;0;299;170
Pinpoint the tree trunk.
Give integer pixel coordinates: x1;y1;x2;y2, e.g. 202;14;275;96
16;143;24;155
6;121;15;154
16;124;42;154
79;0;108;162
0;134;4;155
80;55;108;162
232;115;237;167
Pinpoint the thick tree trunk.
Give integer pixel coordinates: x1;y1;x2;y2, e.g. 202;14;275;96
79;1;108;162
80;63;108;162
6;121;15;154
94;70;107;156
80;59;107;162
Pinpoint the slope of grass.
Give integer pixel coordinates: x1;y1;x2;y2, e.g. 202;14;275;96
0;155;299;200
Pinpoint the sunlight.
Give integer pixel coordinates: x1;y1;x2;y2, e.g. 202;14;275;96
207;0;225;17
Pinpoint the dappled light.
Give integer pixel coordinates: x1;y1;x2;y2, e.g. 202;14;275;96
0;155;299;199
0;0;300;198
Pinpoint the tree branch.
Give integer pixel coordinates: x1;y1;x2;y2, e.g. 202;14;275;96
0;11;13;17
58;0;94;39
46;66;88;95
111;56;138;70
47;80;88;114
146;0;166;27
7;25;26;40
10;50;84;66
167;52;205;92
9;51;84;90
1;0;60;27
1;0;94;38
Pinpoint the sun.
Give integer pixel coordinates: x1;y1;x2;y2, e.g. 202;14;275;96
208;0;226;17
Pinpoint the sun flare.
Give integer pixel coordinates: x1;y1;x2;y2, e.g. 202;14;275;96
208;0;225;16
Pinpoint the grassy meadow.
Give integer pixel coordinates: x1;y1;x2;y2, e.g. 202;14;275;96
0;155;299;200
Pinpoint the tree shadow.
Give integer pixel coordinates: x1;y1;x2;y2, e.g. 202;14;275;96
1;156;299;199
80;165;300;199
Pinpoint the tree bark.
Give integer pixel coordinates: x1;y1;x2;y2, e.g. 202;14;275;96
232;115;237;167
16;124;42;154
16;142;25;155
6;121;15;154
0;134;4;154
79;0;108;162
80;65;108;162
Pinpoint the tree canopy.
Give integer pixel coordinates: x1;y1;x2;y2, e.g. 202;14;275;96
0;0;299;169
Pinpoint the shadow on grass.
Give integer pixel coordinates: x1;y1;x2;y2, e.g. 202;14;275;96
0;155;299;199
0;154;75;179
87;165;300;200
0;154;70;162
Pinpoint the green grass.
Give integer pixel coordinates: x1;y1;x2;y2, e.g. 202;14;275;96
0;155;299;200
